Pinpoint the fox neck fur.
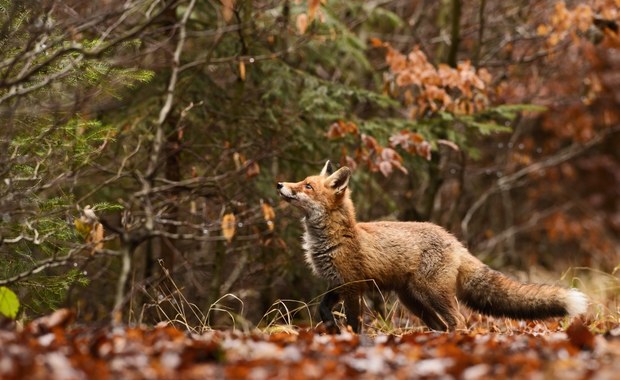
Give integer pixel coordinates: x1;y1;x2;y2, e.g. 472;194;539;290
302;191;358;283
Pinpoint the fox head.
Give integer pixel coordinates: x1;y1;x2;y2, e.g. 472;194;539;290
276;161;352;216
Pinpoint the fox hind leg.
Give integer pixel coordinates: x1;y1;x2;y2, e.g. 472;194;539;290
397;286;460;331
397;289;448;331
426;291;460;331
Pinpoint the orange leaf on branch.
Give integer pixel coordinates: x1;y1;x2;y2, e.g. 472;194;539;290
220;0;235;23
296;13;308;34
261;202;276;232
369;37;384;47
308;0;321;22
326;120;358;139
221;213;236;244
246;161;260;178
239;61;246;81
389;131;432;161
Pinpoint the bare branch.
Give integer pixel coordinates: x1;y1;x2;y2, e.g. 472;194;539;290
146;0;197;179
461;126;620;238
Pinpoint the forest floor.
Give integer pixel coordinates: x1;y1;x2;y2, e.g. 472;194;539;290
1;309;620;379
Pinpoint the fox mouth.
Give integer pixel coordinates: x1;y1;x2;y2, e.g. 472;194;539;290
278;191;296;202
276;183;298;202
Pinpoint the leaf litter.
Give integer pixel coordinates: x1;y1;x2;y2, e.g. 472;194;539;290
1;309;620;379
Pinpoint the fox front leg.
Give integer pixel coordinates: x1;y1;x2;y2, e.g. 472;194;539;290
320;286;363;333
319;288;340;334
343;293;362;333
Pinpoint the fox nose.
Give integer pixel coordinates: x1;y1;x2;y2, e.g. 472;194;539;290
276;182;283;190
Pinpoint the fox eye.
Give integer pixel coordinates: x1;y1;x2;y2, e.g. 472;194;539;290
304;183;313;190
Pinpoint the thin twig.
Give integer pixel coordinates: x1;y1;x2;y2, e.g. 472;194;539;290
461;126;620;238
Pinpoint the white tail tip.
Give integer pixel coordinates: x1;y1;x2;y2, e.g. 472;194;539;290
565;289;588;316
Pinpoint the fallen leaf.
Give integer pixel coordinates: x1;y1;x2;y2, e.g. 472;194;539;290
566;319;595;351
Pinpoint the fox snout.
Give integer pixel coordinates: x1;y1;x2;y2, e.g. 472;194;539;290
276;182;296;201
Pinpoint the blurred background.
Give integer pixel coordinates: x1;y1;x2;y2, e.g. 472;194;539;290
1;0;618;328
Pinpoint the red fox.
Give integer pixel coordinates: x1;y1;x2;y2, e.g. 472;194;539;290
276;161;588;332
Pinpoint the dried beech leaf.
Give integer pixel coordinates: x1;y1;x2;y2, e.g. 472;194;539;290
222;213;236;243
566;319;595;351
220;0;235;22
90;222;105;253
246;161;260;178
296;13;308;34
239;61;246;81
261;202;276;231
308;0;320;21
369;37;383;47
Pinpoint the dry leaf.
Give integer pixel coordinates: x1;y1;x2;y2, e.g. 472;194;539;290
536;24;550;36
239;61;246;81
222;213;236;243
369;37;383;47
566;319;595;351
296;13;308;34
246;161;260;178
89;222;104;254
308;0;320;21
233;152;245;170
221;0;235;22
261;202;276;231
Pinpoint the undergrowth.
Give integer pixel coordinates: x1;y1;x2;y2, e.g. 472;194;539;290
143;266;620;335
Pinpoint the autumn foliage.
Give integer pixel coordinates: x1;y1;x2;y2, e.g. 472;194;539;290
2;308;620;380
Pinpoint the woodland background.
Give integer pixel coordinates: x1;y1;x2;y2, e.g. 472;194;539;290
1;0;619;330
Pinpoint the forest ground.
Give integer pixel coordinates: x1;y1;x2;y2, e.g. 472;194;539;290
1;308;620;379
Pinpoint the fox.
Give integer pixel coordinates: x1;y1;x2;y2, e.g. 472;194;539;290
276;161;588;333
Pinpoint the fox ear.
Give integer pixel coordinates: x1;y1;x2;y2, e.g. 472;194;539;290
326;167;351;194
320;160;334;177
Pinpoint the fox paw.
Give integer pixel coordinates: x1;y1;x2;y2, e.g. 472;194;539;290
316;321;340;335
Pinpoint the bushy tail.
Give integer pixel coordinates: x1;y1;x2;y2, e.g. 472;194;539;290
457;257;587;320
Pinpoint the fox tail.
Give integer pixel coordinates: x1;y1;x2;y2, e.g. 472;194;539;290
457;256;587;319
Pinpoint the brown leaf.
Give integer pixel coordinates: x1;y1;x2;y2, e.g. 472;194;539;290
369;37;383;47
233;152;245;170
326;120;358;139
378;161;392;177
296;13;308;34
239;61;246;81
416;141;432;160
222;213;236;243
308;0;320;22
246;161;260;178
537;24;550;36
361;134;380;151
220;0;235;22
28;309;75;335
566;319;595;351
89;222;104;254
261;202;276;231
